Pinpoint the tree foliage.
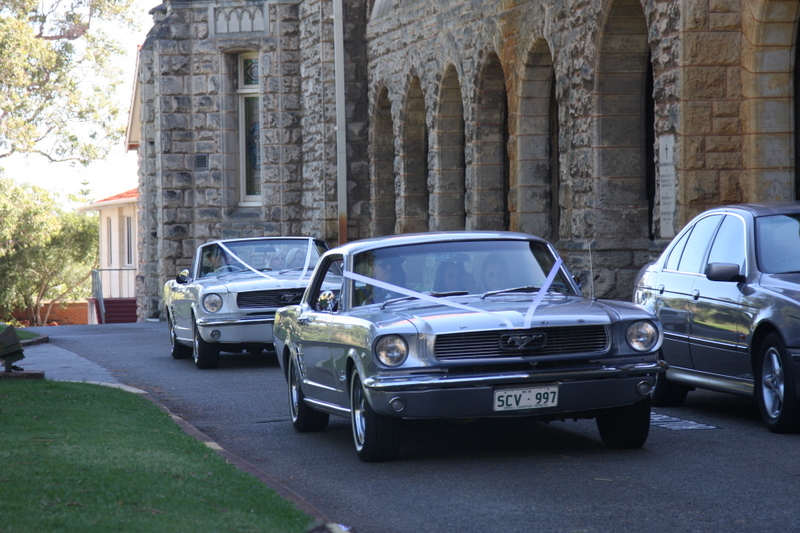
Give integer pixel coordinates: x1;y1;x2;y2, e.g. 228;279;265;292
0;178;98;326
0;0;137;165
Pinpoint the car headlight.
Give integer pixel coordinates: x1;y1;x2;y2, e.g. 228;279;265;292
626;320;658;352
375;335;408;367
202;293;224;313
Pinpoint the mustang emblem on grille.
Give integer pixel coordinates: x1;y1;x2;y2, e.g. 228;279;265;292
279;293;299;303
501;333;546;350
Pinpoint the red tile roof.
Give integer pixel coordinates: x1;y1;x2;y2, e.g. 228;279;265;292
92;188;138;205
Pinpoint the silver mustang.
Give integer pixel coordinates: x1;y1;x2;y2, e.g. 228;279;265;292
164;237;329;368
274;232;665;461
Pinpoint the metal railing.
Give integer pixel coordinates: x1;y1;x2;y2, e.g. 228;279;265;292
91;269;137;324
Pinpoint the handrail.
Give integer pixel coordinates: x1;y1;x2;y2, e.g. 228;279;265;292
91;268;137;324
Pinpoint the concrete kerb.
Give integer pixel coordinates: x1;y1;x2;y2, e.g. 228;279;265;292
13;333;351;533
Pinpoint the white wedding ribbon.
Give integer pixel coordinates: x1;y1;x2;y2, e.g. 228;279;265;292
342;256;564;330
217;238;313;281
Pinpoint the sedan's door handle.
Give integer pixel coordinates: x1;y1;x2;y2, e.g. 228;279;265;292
692;289;700;301
297;317;310;326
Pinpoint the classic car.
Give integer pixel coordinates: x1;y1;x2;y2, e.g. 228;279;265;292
273;231;665;461
164;237;329;369
634;202;800;433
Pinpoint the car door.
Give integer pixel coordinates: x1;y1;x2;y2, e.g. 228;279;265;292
292;255;344;404
656;214;724;369
168;246;207;340
689;214;750;378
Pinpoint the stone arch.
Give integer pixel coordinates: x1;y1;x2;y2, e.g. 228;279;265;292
397;76;429;233
468;52;509;230
592;0;652;241
370;86;396;236
512;39;558;241
430;65;466;231
741;0;799;199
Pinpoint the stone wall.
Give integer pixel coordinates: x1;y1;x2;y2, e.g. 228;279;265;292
136;0;800;316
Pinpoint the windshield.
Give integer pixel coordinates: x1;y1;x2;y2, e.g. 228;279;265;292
756;214;800;274
198;239;327;278
350;240;575;306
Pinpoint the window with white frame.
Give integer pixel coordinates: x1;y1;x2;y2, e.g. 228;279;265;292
238;53;261;203
125;216;133;266
106;217;113;266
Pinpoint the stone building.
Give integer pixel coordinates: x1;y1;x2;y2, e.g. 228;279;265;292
134;0;800;319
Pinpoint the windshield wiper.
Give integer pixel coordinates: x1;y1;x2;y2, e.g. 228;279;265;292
481;285;542;299
380;295;420;309
428;290;469;297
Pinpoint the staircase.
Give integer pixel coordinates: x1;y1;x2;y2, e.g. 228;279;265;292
90;298;138;324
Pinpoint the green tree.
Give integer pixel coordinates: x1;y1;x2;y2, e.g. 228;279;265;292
0;0;137;165
0;178;98;326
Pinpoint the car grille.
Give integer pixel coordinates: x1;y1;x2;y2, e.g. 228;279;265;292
434;325;610;361
236;288;305;309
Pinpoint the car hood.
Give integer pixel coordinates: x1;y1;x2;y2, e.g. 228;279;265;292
197;270;313;292
363;294;650;335
758;273;800;302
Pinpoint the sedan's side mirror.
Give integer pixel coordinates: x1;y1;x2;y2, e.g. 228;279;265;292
317;290;337;312
705;263;744;283
176;269;190;284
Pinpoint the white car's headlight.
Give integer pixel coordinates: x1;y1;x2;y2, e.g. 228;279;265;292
626;320;659;352
375;335;408;367
202;293;224;313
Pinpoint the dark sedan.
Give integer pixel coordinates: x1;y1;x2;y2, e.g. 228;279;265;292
634;202;800;432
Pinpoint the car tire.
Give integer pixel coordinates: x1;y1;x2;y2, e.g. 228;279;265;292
288;358;329;432
596;398;651;449
651;371;688;407
756;332;800;433
168;314;192;360
192;318;220;369
350;371;401;462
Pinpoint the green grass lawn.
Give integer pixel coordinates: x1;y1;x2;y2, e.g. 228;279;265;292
0;323;38;341
0;381;313;533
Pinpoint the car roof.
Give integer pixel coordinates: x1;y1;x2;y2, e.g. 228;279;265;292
711;202;800;218
328;231;548;256
202;236;324;246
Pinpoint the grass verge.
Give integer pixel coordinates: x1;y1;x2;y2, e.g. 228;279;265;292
0;381;313;533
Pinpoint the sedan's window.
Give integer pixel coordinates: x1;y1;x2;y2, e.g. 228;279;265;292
665;229;691;271
706;215;745;271
677;215;723;274
350;240;575;306
757;214;800;273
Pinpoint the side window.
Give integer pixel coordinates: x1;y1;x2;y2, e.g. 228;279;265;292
706;215;745;272
311;257;343;312
677;215;723;274
665;229;691;271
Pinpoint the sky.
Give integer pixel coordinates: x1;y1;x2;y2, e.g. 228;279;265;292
2;4;152;206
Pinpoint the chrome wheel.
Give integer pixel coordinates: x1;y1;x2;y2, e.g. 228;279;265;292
287;356;328;432
349;371;401;462
756;332;800;433
761;346;784;420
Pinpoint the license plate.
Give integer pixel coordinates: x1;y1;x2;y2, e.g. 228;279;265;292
493;385;559;411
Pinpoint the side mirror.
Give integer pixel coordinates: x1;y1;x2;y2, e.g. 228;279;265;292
176;269;190;284
705;263;744;283
317;290;337;312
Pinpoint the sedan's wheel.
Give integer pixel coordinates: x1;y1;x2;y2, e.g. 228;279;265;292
168;315;192;360
288;358;329;432
596;398;651;449
651;371;688;407
350;371;401;462
192;319;220;369
757;333;800;433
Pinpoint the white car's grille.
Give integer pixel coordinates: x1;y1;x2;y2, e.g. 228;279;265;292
237;289;305;309
434;325;610;360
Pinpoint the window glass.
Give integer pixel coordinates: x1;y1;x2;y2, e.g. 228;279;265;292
757;214;800;273
706;215;745;271
677;215;722;274
665;229;691;271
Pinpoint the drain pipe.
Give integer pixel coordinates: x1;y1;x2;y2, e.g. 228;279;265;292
333;0;348;245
